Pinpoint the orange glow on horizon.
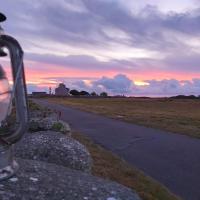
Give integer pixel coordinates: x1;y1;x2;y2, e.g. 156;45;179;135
2;61;200;89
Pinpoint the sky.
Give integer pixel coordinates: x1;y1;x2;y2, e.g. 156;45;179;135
1;0;200;96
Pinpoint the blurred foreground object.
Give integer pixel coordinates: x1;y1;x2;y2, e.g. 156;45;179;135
0;12;28;181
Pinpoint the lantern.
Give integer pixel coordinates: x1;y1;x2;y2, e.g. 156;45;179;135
0;12;28;180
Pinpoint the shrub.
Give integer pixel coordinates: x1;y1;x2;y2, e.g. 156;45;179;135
51;122;65;132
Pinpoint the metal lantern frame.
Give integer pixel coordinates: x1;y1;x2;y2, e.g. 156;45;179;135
0;13;28;180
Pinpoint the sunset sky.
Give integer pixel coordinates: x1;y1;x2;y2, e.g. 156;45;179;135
1;0;200;96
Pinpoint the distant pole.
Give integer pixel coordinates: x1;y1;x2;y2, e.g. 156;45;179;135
49;87;52;95
58;111;62;120
57;110;62;121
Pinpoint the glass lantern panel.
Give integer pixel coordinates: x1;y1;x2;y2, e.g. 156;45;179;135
0;78;11;125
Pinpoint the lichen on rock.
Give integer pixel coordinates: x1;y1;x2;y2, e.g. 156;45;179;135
0;158;141;200
15;131;92;173
29;117;71;136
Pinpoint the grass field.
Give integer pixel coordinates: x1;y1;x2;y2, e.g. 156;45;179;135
73;132;181;200
48;97;200;138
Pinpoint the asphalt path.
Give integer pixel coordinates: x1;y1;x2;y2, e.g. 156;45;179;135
34;99;200;200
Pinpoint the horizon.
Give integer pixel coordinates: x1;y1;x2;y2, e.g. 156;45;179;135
1;0;200;96
29;83;200;98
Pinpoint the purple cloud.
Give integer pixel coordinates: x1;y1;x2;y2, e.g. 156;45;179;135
71;74;200;96
1;0;200;96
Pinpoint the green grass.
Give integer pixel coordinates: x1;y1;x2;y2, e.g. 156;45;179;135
48;97;200;138
73;132;181;200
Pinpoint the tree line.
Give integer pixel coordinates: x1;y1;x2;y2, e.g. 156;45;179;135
69;89;108;97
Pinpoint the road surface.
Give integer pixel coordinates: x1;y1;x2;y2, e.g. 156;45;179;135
35;99;200;200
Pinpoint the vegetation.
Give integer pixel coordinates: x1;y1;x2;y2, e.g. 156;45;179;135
79;90;90;96
31;99;180;199
48;97;200;138
51;122;65;132
68;88;108;97
170;95;200;100
70;89;80;96
100;92;108;97
91;91;98;96
29;100;41;110
73;132;181;200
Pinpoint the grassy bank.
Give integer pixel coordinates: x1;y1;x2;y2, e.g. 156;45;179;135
73;132;181;200
48;97;200;138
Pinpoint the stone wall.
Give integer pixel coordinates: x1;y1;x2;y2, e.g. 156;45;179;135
0;105;141;200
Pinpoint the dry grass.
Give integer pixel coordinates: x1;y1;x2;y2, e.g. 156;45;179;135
73;132;181;200
48;97;200;138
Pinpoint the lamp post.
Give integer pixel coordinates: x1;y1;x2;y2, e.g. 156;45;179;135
0;12;28;181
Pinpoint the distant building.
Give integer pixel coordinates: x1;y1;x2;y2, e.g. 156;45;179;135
55;83;70;96
32;92;47;97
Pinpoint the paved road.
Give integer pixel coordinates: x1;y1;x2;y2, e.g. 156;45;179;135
35;99;200;200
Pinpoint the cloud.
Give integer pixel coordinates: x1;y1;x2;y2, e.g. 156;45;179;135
25;53;129;71
93;74;136;94
140;79;182;96
2;0;200;94
71;74;200;96
60;74;136;95
136;78;200;96
3;0;200;54
2;1;199;58
27;84;49;93
69;74;136;94
24;51;200;76
163;53;200;72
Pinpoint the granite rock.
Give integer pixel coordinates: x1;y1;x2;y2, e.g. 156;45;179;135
0;158;141;200
15;131;91;172
29;117;71;136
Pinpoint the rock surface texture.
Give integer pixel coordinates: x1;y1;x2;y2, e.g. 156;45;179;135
5;105;141;200
29;117;71;136
15;131;92;173
0;159;140;200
